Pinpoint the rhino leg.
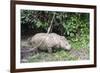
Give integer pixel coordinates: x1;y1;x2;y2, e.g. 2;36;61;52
48;48;52;53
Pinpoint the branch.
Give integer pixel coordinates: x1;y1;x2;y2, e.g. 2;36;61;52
47;12;56;33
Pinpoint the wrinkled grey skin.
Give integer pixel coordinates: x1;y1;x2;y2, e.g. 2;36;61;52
29;33;71;53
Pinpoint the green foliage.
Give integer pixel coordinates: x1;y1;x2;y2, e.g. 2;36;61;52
21;10;53;33
62;13;89;38
21;10;89;39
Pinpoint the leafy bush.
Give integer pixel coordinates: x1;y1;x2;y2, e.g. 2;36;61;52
21;10;89;40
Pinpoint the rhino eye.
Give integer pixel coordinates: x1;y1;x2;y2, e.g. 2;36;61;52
66;44;68;45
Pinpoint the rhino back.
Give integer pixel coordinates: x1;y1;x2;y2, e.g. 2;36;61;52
30;33;62;50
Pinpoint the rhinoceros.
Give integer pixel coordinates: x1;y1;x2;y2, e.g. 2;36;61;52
29;33;71;53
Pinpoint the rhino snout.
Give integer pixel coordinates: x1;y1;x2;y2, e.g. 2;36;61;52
65;44;71;51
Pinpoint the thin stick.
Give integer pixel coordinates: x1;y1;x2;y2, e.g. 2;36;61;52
47;12;56;33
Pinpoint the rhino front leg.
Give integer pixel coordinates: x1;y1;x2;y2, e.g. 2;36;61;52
48;48;52;53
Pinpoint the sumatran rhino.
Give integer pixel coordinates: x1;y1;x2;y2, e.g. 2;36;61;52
29;33;71;53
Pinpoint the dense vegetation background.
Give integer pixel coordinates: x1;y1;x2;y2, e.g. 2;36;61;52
21;10;90;62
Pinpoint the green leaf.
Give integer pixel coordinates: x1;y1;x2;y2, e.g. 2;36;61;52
70;33;74;37
36;21;42;28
